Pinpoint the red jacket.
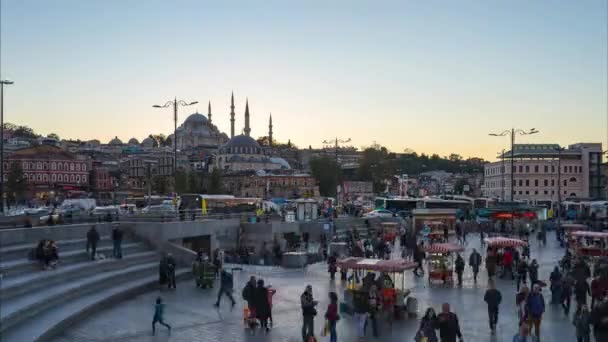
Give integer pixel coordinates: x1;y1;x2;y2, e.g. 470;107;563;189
503;251;513;266
325;303;338;321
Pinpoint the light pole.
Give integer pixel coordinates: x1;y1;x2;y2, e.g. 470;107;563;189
554;146;565;232
322;137;351;164
153;98;198;190
0;80;14;215
497;149;506;201
489;128;539;202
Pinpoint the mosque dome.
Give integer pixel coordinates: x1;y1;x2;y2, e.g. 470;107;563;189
109;136;123;145
128;138;140;145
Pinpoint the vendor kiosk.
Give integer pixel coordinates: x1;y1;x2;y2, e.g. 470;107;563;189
424;243;465;284
569;231;608;258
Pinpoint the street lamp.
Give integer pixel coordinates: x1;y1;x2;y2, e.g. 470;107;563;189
1;79;14;215
554;146;565;233
488;128;539;201
497;149;506;201
322;137;351;164
152;98;198;190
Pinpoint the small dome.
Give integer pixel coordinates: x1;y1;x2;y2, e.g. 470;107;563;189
141;137;155;147
184;112;209;125
222;135;261;149
109;136;123;145
128;138;140;145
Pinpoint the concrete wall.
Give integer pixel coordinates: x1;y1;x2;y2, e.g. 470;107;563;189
0;223;115;247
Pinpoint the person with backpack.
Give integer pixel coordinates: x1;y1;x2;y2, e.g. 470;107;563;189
86;225;100;261
484;280;502;334
152;297;171;336
469;249;482;283
301;285;318;342
526;284;545;338
214;269;235;308
455;254;465;286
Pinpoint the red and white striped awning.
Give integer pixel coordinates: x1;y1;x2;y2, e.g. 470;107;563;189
570;231;608;239
336;257;417;272
484;237;528;248
423;243;465;254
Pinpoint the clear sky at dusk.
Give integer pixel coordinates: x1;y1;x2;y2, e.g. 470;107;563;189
1;0;606;161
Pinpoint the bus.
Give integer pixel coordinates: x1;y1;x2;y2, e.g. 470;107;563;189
473;198;498;209
374;197;418;214
417;198;472;218
124;196;172;209
179;194;261;214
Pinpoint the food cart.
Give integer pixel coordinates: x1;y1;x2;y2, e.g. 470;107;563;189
569;231;608;258
424;243;465;284
336;257;417;318
421;221;455;243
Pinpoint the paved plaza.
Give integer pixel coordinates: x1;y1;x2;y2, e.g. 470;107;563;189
52;232;585;342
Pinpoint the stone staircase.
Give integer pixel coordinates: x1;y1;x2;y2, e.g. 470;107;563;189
0;234;190;342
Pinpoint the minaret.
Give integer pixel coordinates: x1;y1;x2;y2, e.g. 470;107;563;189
208;101;212;124
268;113;273;147
243;98;251;136
230;92;235;138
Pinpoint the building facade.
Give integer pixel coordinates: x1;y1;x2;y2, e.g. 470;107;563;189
5;145;89;201
482;143;603;202
222;172;319;199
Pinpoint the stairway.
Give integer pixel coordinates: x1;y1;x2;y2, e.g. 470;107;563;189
0;234;190;342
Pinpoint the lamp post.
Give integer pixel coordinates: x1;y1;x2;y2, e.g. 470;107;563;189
489;128;539;202
322;137;351;165
554;146;565;233
152;98;198;190
497;149;506;201
0;79;14;215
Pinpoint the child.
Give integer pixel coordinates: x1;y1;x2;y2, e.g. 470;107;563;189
572;304;591;342
152;297;171;336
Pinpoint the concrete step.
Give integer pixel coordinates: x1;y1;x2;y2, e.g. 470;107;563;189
0;262;163;333
0;251;158;301
0;242;148;279
0;236;122;262
0;268;191;342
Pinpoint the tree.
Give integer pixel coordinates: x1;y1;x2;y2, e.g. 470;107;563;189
357;145;394;193
48;133;60;141
149;134;170;148
13;125;38;139
187;172;201;193
174;170;189;193
454;178;470;195
6;163;28;205
310;156;342;197
208;169;223;194
152;175;168;194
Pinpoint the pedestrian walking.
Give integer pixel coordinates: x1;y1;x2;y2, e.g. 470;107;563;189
86;225;100;261
484;280;502;334
455;254;465;286
353;289;368;340
436;303;463;342
111;225;123;259
325;292;339;342
575;279;591;311
152;297;171;336
469;249;482;283
214;269;236;308
590;297;608;342
267;284;276;326
550;266;563;304
413;241;425;277
573;304;591;342
242;276;257;312
416;307;438;342
367;285;380;338
516;259;528;292
563;274;574;315
486;248;497;280
501;248;514;280
301;285;318;342
254;279;271;332
328;253;337;280
516;286;529;325
528;259;539;286
526;284;545;338
166;253;176;289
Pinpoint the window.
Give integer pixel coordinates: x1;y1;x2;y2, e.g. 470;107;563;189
512;166;516;173
82;175;87;182
579;166;582;173
518;180;522;186
51;162;56;170
23;162;28;170
37;174;42;181
564;179;567;186
569;177;576;182
534;180;538;187
65;174;69;182
43;174;48;182
525;191;529;195
551;179;555;186
534;165;539;173
544;179;548;186
525;165;530;172
58;174;63;182
551;190;554;195
525;180;530;186
551;165;555;173
564;166;567;173
544;190;548;195
519;191;523;195
37;162;42;170
534;191;538;195
43;162;48;170
82;164;86;172
58;163;63;171
76;164;80;171
70;163;74;171
64;163;68;170
51;174;56;182
76;175;81;183
544;165;548;173
519;166;523;173
70;175;75;182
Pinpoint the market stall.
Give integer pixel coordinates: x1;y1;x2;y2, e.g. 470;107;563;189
336;257;417;318
569;231;608;257
380;222;399;243
424;243;465;284
484;237;528;248
421;221;455;243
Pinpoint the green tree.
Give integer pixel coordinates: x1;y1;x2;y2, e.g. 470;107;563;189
48;133;60;141
208;169;223;194
310;156;342;197
454;178;471;195
357;145;394;193
6;163;28;205
187;172;201;193
152;175;169;194
174;170;189;193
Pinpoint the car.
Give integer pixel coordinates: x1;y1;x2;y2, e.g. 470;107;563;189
363;209;394;218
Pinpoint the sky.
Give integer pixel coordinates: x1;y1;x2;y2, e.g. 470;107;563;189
1;0;607;161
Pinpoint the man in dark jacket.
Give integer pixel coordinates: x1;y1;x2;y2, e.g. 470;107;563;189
436;303;463;342
86;225;100;261
301;285;318;341
590;297;608;342
413;242;425;277
214;269;235;307
166;253;176;289
484;281;502;334
575;278;591;309
111;225;123;259
469;249;482;283
455;254;465;286
242;276;257;311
